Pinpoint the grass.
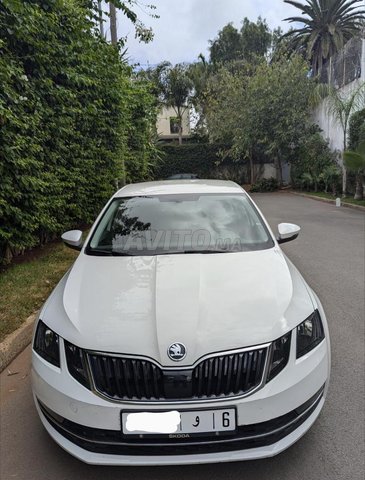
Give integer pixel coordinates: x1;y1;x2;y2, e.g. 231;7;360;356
0;242;78;342
298;191;365;207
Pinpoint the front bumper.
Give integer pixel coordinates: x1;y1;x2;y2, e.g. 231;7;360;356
31;331;330;465
35;392;324;465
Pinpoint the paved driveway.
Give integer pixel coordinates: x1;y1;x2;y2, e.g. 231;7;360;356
1;192;364;480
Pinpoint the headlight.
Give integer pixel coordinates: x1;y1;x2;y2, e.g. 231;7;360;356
33;320;60;367
64;341;91;389
267;332;291;382
297;310;325;358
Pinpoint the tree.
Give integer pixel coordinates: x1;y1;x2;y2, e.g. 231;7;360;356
344;141;365;199
239;57;314;184
96;0;157;45
314;82;365;194
240;17;272;61
188;55;215;138
155;63;193;145
270;27;299;62
209;24;242;64
209;18;273;65
205;56;314;184
283;0;365;75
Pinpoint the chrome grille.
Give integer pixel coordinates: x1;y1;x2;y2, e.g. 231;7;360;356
192;348;267;398
87;347;268;402
88;355;165;400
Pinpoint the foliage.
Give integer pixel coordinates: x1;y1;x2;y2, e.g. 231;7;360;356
95;0;158;44
209;17;273;65
240;17;272;61
344;140;365;199
143;62;193;145
250;177;279;192
209;23;242;64
313;81;365;193
344;142;365;171
348;108;365;150
321;164;342;193
123;77;160;183
205;56;314;184
154;144;246;182
187;55;214;138
0;0;158;263
291;130;339;192
283;0;365;74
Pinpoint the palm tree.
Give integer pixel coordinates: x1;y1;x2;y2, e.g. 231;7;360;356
162;64;193;145
313;82;365;194
344;141;365;199
142;62;193;145
284;0;365;75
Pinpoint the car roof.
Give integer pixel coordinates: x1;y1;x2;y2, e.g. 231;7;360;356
114;180;245;197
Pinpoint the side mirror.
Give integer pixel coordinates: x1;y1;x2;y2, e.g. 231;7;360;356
277;223;300;244
61;230;83;251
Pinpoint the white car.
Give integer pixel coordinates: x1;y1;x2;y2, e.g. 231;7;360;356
32;180;330;465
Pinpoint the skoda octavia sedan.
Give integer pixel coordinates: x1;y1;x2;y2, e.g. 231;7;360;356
32;180;330;465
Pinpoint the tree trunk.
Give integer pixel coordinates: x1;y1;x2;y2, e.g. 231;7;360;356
178;115;183;145
98;1;104;37
275;157;283;186
110;2;118;45
341;163;347;197
249;156;254;184
342;130;347;196
354;173;364;200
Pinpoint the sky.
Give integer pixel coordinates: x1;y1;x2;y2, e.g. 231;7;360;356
111;0;300;66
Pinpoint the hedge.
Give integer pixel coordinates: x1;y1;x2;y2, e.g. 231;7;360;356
0;0;158;263
154;143;248;182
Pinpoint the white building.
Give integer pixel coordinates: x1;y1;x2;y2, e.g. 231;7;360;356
156;106;191;142
313;36;365;152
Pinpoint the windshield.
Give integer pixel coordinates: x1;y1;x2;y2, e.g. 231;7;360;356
86;193;274;256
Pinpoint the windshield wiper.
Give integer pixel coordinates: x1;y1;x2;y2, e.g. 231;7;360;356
87;249;136;256
158;249;232;255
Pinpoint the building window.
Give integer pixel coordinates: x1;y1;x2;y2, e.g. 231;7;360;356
170;117;180;134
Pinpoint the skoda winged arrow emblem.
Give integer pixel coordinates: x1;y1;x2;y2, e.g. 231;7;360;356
168;342;187;361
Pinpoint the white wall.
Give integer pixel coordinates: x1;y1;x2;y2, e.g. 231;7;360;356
157;106;191;139
313;38;365;154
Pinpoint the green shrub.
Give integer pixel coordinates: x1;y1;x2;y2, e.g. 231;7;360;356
250;177;279;192
297;172;315;191
320;164;342;194
348;109;365;151
0;0;158;263
291;129;339;191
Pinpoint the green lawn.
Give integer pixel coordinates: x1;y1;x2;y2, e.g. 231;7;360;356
0;242;78;342
298;191;365;207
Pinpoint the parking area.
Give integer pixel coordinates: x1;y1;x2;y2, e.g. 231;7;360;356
1;192;364;480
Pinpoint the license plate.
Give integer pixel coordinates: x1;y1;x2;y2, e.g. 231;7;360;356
122;408;236;436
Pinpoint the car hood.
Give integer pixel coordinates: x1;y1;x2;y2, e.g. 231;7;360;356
42;248;314;367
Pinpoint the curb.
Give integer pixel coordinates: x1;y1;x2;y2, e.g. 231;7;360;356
0;312;37;372
290;192;365;212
